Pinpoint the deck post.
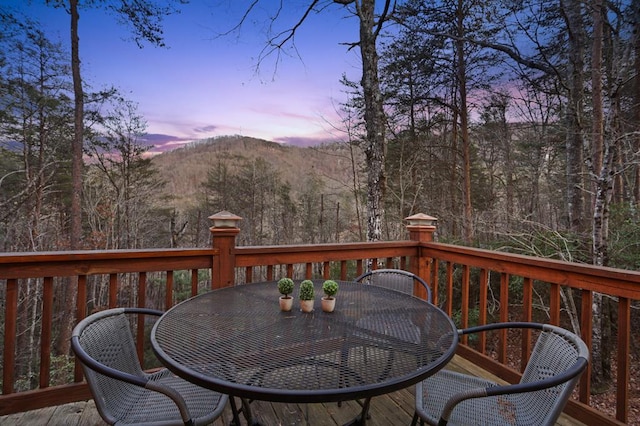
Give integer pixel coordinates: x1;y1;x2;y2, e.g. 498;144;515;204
405;213;437;301
209;211;242;289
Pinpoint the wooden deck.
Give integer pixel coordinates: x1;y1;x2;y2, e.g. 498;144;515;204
0;356;585;426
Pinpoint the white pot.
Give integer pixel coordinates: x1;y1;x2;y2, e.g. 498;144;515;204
321;297;336;313
279;296;293;312
300;299;314;313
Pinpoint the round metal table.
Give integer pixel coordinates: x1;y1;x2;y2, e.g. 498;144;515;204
151;280;458;424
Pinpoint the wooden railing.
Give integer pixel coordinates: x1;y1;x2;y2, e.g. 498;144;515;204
422;242;638;426
0;218;637;425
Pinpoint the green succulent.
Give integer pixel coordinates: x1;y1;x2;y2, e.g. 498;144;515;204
322;280;339;299
277;277;294;297
299;279;315;300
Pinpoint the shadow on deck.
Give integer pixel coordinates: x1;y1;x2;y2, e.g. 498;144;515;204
0;355;586;426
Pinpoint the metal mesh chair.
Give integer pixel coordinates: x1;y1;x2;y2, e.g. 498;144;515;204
71;308;230;426
355;268;432;301
348;269;433;419
412;322;589;426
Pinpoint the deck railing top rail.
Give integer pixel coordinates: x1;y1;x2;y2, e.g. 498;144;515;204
423;241;640;298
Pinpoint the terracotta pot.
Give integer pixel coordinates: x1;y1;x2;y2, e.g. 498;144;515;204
300;299;314;313
279;296;293;312
321;297;336;313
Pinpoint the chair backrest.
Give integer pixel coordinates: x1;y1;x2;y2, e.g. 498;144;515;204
355;268;432;301
73;309;148;423
519;324;589;424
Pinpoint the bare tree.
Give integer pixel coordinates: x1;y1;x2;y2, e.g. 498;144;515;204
0;15;75;388
231;0;394;241
44;0;186;355
562;0;588;233
86;97;165;249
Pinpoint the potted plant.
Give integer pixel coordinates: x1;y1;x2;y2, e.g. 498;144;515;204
321;280;339;312
277;278;295;312
299;279;315;313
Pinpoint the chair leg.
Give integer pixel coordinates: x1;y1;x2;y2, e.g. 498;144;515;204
229;397;242;426
411;411;426;426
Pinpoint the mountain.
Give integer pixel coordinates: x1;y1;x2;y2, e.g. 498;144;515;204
151;135;361;211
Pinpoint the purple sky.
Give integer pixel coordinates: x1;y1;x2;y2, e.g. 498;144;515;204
10;1;362;150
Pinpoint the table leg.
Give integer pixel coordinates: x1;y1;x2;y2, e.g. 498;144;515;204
342;397;371;426
229;397;263;426
229;397;242;426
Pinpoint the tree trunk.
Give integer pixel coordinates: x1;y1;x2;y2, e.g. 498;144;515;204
590;0;613;392
358;0;386;242
70;0;84;249
456;0;473;243
55;0;82;356
563;0;586;232
634;0;640;206
450;106;459;237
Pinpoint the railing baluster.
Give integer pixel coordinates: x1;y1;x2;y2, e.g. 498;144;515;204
74;275;87;382
3;279;17;394
322;262;330;279
616;296;630;423
190;269;198;296
138;272;147;308
549;282;560;325
165;271;174;309
109;273;118;308
305;263;312;279
39;277;54;389
461;265;470;345
445;262;453;317
498;273;509;364
340;260;347;280
478;268;488;352
136;272;147;363
267;265;274;281
521;277;533;370
579;289;592;404
430;258;438;305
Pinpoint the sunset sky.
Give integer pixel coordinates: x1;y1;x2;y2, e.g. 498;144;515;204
8;1;362;150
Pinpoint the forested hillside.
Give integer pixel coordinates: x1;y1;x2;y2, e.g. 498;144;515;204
151;135;367;246
152;136;358;210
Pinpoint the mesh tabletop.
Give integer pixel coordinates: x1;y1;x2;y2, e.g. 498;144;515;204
151;280;457;403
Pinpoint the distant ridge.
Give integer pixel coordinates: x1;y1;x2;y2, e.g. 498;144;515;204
151;135;359;211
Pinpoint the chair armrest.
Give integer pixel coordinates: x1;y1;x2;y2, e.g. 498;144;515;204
458;321;544;335
458;322;589;361
354;268;433;302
